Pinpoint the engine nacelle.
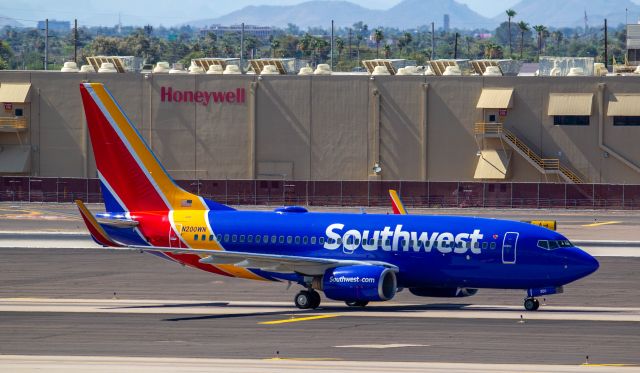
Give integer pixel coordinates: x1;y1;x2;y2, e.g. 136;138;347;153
409;287;478;298
321;265;397;302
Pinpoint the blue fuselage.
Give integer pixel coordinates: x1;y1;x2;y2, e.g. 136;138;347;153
193;210;599;289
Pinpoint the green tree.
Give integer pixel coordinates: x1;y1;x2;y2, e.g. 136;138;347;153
533;25;547;60
373;28;384;58
335;36;344;62
518;21;530;60
505;9;517;57
270;38;280;57
383;44;391;58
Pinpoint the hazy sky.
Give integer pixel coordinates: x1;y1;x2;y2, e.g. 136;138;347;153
1;0;638;27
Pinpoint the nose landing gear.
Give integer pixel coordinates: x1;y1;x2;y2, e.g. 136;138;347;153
294;289;321;309
524;297;540;311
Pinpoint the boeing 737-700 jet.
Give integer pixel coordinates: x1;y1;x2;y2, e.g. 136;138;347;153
75;83;599;311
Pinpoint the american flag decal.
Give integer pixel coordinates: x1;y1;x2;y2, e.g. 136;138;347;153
181;199;192;207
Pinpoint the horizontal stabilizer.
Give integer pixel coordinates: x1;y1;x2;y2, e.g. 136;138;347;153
75;200;122;247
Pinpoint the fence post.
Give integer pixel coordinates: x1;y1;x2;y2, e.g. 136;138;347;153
564;183;567;209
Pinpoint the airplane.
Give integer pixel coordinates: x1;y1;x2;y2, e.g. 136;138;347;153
75;82;599;311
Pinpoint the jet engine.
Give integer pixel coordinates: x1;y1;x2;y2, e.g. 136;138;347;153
319;265;397;302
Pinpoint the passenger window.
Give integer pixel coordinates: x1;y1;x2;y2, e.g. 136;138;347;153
295;236;301;244
201;234;206;241
232;235;237;242
216;234;222;242
263;235;269;243
287;236;293;244
239;235;245;243
303;236;308;244
319;237;325;244
482;242;488;249
224;234;229;242
355;238;360;245
271;236;276;244
337;238;343;244
279;236;285;244
473;242;479;249
385;239;391;246
209;235;214;241
256;235;261;243
370;238;375;245
194;235;198;241
311;237;317;244
248;235;253;243
490;242;496;249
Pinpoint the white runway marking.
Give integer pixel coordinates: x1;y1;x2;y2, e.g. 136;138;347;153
1;298;640;322
334;344;429;349
0;355;634;373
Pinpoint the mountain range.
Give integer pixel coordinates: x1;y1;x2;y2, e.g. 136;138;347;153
188;0;639;30
188;0;493;30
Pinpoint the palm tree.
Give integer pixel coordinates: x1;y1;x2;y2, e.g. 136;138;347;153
383;44;391;58
335;37;345;62
373;28;384;58
403;32;413;54
533;25;547;60
505;9;517;57
270;39;280;58
518;21;529;59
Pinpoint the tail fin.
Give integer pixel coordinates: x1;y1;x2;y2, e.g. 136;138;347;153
389;189;408;215
79;83;233;213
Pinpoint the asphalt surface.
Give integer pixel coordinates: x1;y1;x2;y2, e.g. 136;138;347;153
0;203;639;368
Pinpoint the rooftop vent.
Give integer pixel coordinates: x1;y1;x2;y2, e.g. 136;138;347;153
60;61;79;72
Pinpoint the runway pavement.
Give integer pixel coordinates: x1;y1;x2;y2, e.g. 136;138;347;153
1;203;640;371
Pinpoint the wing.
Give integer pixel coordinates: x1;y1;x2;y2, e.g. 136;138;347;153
121;245;398;276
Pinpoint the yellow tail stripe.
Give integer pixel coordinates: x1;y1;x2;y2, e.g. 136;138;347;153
389;189;408;215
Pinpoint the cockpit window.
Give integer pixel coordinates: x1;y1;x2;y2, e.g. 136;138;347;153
537;239;573;250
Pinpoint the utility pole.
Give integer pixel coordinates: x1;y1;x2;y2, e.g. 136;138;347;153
44;19;49;70
330;20;334;70
430;22;435;60
240;22;245;73
74;19;78;64
454;32;459;59
604;18;608;70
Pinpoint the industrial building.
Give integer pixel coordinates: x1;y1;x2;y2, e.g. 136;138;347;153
1;70;640;186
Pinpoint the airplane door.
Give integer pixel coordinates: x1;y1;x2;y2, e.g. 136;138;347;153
169;224;183;248
502;232;518;264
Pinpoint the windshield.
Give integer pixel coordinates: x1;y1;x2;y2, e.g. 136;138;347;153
537;239;573;250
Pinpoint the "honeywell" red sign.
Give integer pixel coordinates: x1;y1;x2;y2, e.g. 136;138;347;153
160;86;246;105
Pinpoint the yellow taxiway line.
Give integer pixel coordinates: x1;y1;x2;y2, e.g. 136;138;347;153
259;314;339;325
582;221;621;227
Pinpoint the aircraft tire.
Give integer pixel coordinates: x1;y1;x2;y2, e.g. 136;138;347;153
345;300;369;308
295;291;313;309
309;290;321;309
524;298;539;311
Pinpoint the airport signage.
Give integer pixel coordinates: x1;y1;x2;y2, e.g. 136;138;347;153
160;86;246;106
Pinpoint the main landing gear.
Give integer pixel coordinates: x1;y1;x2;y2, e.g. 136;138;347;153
524;297;540;311
294;289;321;309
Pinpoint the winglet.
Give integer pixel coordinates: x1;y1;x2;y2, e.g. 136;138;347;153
75;200;122;247
389;190;408;215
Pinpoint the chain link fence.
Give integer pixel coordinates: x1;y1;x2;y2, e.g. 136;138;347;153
1;176;639;210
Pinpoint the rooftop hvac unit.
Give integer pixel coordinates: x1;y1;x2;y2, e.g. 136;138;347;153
362;59;417;75
191;58;240;73
249;58;305;75
538;57;594;76
85;56;143;73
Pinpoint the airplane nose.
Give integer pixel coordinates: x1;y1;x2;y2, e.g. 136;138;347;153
566;247;599;278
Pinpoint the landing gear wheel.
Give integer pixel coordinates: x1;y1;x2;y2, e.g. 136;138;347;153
295;291;313;309
309;290;321;309
524;298;540;311
345;300;369;307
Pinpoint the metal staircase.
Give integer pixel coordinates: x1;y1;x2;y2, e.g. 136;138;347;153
474;123;583;184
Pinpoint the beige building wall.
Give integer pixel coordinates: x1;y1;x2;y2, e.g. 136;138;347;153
3;71;640;183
